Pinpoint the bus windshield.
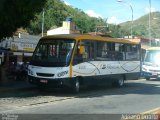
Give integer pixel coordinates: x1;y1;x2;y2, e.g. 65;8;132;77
30;39;75;67
144;50;160;65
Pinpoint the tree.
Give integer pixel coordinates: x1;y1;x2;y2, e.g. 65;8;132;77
27;0;111;35
27;0;68;34
0;0;46;40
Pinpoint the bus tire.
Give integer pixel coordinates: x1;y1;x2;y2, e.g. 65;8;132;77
72;78;80;93
145;77;150;80
112;78;124;87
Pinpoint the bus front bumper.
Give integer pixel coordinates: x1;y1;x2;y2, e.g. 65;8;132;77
28;75;75;88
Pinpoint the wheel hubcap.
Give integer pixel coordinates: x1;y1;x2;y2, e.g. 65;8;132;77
119;79;124;86
75;80;79;92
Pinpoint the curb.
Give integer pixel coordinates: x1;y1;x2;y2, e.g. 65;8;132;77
0;86;35;93
140;107;160;120
0;81;35;93
141;107;160;114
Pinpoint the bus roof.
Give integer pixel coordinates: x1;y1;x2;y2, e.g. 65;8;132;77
41;34;139;45
147;47;160;51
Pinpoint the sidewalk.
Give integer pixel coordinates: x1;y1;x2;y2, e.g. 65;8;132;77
0;80;34;93
0;66;34;93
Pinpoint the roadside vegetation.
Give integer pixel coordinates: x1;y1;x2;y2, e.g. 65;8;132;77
0;0;160;41
0;0;46;40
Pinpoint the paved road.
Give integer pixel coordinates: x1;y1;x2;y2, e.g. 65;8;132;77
0;79;160;120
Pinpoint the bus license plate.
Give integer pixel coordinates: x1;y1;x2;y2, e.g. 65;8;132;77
40;80;48;84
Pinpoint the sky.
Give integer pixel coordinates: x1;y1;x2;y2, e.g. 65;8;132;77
64;0;160;24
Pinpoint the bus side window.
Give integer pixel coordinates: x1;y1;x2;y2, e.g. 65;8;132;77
96;41;113;61
126;44;139;60
77;40;94;61
81;41;90;60
115;43;125;61
73;42;84;64
82;46;88;59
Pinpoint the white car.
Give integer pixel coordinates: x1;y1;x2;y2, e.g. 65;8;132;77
142;47;160;80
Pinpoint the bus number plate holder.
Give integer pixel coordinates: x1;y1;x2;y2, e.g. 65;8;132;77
40;80;48;84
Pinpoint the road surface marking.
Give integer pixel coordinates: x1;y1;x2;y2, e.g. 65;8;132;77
141;107;160;114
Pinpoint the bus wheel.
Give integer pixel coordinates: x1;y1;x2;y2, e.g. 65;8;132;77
112;78;124;87
145;77;150;80
72;79;80;93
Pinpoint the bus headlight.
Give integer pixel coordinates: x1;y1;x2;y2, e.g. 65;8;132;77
28;69;33;75
142;66;147;72
154;53;160;65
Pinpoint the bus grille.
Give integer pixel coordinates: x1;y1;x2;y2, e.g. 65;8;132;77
149;69;160;72
36;73;54;77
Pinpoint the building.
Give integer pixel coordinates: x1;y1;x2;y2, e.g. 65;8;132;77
0;33;40;63
47;17;79;35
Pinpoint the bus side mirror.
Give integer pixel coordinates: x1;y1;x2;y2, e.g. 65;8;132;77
79;46;85;54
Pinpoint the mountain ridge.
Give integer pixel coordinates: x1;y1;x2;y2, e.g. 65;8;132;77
119;11;160;38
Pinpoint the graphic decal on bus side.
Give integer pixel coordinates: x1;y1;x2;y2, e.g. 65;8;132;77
73;62;101;75
121;61;140;72
73;69;97;75
57;71;68;77
100;64;106;69
87;61;100;74
107;64;120;69
73;61;140;77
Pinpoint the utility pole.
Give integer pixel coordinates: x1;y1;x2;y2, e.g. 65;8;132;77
95;18;108;35
95;26;108;35
42;8;44;37
149;0;152;46
117;0;133;39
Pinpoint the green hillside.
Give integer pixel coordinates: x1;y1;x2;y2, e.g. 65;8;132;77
27;0;107;35
26;0;160;39
119;11;160;38
26;0;122;38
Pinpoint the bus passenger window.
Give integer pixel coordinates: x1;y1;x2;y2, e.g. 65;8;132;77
81;41;89;60
126;44;139;60
73;45;83;64
115;43;125;61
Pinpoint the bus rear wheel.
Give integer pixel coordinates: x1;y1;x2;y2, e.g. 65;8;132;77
112;78;124;87
145;77;150;80
72;78;80;93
